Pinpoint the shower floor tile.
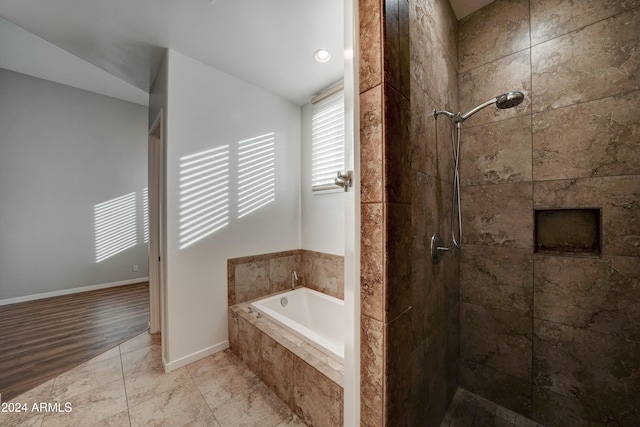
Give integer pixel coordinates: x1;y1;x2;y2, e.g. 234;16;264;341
441;388;546;427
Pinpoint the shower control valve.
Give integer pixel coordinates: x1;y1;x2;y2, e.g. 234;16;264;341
430;233;449;264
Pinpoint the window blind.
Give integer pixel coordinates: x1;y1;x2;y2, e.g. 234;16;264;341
311;90;345;191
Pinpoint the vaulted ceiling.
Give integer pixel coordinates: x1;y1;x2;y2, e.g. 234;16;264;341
0;0;492;106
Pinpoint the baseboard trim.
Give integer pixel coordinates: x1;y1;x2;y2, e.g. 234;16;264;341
163;341;229;373
0;277;150;306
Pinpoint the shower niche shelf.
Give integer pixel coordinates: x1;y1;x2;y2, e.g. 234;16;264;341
535;208;601;256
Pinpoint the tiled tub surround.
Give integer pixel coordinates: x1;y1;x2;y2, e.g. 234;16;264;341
229;300;344;427
458;1;640;426
228;250;344;305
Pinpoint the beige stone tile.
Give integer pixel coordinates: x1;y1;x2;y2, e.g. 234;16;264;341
530;0;640;45
124;365;192;408
10;414;45;427
234;261;270;304
86;347;120;366
91;410;130;427
186;349;239;378
236;315;262;376
532;91;640;180
531;8;640;112
50;355;123;402
459;0;530;73
293;359;343;427
261;334;294;408
212;382;290;427
120;342;162;377
128;381;210;427
193;355;260;408
269;255;299;294
119;331;160;355
275;413;309;426
41;379;127;427
181;412;221;427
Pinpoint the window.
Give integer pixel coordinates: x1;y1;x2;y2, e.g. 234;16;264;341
311;88;345;192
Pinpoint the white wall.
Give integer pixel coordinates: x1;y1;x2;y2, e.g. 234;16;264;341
162;50;301;368
0;68;149;301
300;102;345;255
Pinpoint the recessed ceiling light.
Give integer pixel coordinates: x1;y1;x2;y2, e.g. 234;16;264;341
314;49;332;63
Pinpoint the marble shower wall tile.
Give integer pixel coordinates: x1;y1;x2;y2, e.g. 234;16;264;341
461;115;532;186
533;255;640;341
458;0;530;73
460;359;532;416
384;0;410;98
460;303;532;381
534;176;640;257
530;0;640;45
360;86;384;204
459;50;531;126
359;0;382;93
361;203;384;321
385;86;412;204
385;309;416;423
531;7;640;112
533;319;640;424
410;0;457;71
410;26;458;111
532;386;611;427
461;182;533;248
385;203;412;320
532;90;640;181
411;171;439;262
460;246;533;315
410;80;438;178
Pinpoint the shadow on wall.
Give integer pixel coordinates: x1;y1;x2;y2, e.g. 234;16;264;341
178;132;276;250
94;188;148;262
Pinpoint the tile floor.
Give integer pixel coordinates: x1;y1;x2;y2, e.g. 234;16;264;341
441;388;546;427
1;331;308;427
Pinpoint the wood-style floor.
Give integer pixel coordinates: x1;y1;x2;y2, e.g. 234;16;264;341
0;282;150;401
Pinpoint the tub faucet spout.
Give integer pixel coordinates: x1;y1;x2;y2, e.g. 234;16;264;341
291;271;298;290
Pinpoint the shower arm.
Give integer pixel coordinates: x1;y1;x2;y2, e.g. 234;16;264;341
458;97;497;121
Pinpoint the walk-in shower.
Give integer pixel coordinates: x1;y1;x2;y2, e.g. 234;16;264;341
431;91;524;262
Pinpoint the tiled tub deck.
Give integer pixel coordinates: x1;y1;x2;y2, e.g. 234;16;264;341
229;297;344;427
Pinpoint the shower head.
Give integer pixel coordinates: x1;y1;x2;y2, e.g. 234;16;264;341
458;90;524;122
496;91;525;109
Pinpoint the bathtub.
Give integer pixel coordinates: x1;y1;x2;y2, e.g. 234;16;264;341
249;287;344;363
